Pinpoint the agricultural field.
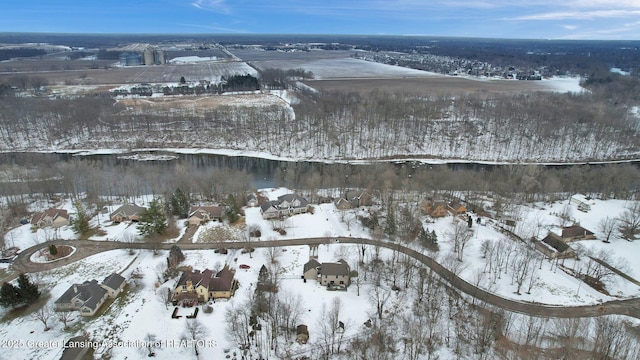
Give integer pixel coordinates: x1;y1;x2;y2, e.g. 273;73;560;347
114;93;289;117
2;47;582;97
0;60;257;88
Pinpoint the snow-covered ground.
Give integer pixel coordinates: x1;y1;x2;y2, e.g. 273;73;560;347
1;197;185;254
1;189;639;359
168;56;218;64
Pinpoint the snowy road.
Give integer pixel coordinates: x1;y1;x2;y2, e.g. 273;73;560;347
7;237;640;321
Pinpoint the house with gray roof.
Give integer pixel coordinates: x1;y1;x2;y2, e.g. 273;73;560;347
110;203;146;223
60;335;91;360
303;259;321;281
102;273;126;297
260;194;309;219
302;259;351;288
55;280;108;317
55;272;126;316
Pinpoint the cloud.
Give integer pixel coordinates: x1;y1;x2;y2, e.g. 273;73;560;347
510;10;640;20
191;0;230;14
556;20;640;39
177;22;246;33
562;24;578;30
566;0;640;8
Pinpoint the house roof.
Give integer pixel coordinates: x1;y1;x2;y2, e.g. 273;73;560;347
297;324;309;335
260;201;278;212
345;190;362;201
56;280;107;311
210;266;235;292
176;269;214;290
61;335;90;360
448;201;465;210
31;208;69;225
102;273;126;291
110;204;146;218
319;259;350;276
189;206;223;219
334;198;350;207
277;194;309;207
561;226;594;238
177;266;235;292
541;233;570;253
303;259;321;273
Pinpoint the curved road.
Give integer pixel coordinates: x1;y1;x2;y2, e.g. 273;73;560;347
7;237;640;320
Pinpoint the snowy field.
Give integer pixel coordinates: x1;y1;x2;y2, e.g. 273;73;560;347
168;56;219;64
1;189;639;359
253;57;439;79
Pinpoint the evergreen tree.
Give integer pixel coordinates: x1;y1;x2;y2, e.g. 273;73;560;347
138;199;167;237
0;282;20;307
48;244;57;256
167;245;185;269
170;188;190;218
253;265;270;314
385;205;397;237
72;201;92;236
369;211;379;230
225;194;240;223
418;227;439;251
16;273;40;304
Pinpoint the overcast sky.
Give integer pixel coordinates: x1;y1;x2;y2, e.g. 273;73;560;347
2;0;639;40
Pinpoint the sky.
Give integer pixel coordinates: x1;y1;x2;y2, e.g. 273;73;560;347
1;0;640;40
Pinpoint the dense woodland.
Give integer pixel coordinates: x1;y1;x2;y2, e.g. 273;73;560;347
0;83;638;162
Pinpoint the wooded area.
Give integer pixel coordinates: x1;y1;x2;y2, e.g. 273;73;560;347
0;78;637;162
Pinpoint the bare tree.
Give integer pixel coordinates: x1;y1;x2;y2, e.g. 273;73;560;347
519;316;547;347
265;246;283;264
618;202;640;240
122;232;139;255
599;217;618;243
441;253;467;277
140;333;158;357
226;301;254;358
450;221;473;261
275;290;304;338
57;310;75;330
371;280;392;321
511;249;535;295
182;319;208;356
558;202;573;227
33;304;54;331
552;318;587;359
578;248;623;285
156;286;171;310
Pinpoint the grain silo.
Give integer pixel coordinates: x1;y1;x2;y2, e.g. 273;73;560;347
119;52;129;66
143;47;154;65
154;50;165;65
125;53;142;66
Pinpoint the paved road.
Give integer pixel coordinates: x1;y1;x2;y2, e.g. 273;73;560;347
6;237;640;320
